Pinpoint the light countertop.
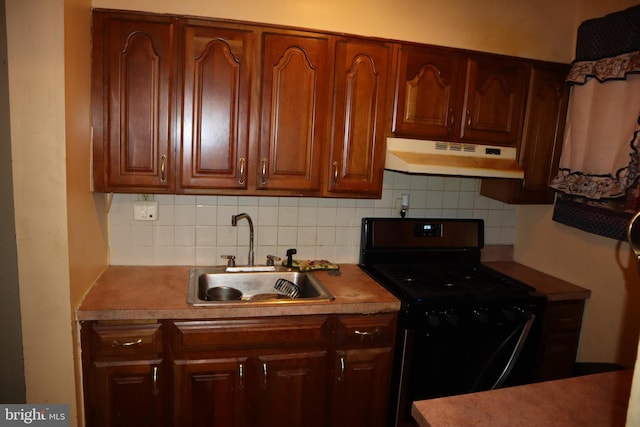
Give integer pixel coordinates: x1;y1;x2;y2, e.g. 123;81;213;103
76;264;401;321
412;369;632;427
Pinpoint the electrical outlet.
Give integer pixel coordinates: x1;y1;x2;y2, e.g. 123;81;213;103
133;201;159;221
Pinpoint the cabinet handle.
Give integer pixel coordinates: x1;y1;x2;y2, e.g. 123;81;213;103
238;363;244;388
354;329;379;336
332;161;339;186
465;109;472;131
338;356;345;382
111;338;143;347
260;158;267;185
238;157;246;185
262;362;268;388
160;154;167;183
447;108;455;132
151;366;159;396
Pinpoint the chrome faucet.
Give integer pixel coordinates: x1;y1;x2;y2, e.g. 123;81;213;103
231;213;254;266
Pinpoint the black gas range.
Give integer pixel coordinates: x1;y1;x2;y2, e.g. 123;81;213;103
359;217;546;427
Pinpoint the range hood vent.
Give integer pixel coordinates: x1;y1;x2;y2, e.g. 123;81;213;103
385;138;524;179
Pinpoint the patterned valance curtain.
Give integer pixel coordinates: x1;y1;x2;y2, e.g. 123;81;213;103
550;5;640;240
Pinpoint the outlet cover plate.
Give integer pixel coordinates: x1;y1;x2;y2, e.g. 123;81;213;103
133;201;159;221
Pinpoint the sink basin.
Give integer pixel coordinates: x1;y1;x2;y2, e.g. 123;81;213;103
187;266;335;306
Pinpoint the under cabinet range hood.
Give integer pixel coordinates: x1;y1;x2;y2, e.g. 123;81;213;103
385;137;525;179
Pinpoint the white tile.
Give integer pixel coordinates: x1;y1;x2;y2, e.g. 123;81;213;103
298;206;318;226
258;226;278;246
258;206;278;226
316;227;335;245
277;227;298;246
175;205;196;226
297;226;317;245
278;206;299;226
153;225;175;247
196;205;217;226
195;226;217;246
317;207;337;226
175;226;196;246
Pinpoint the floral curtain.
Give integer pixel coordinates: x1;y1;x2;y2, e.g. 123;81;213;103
550;5;640;240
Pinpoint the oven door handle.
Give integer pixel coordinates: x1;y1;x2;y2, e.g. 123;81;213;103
490;314;536;390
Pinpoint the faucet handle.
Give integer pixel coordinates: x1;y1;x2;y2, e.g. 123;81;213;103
266;255;281;266
221;255;236;267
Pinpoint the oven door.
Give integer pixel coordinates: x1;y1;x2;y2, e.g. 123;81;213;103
393;306;542;426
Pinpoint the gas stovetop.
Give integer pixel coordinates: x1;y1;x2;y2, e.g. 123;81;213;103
359;217;540;308
368;262;537;303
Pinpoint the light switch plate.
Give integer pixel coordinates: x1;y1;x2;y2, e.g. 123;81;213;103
133;201;159;221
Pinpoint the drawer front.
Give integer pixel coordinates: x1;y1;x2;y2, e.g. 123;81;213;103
335;313;397;348
171;316;331;353
544;300;585;333
89;321;163;359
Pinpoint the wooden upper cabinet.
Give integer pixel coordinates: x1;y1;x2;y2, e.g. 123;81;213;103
326;39;392;197
461;56;529;146
393;45;465;139
179;22;254;191
92;12;176;192
257;32;330;193
480;63;569;204
393;45;529;147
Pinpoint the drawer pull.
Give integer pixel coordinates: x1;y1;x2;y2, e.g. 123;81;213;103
151;366;159;396
354;329;379;337
111;338;143;347
262;362;268;388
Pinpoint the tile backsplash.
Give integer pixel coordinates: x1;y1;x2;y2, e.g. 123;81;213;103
108;171;516;265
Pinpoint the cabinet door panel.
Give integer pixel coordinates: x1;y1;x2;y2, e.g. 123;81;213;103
255;351;328;427
95;14;175;191
173;358;250;427
328;40;391;196
461;57;528;145
519;66;569;194
331;348;394;427
180;24;253;190
92;360;166;427
394;46;465;139
258;33;329;192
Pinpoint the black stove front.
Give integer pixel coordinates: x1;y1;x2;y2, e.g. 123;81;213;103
359;218;546;427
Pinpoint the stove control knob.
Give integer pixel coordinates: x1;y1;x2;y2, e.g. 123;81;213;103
472;307;490;324
443;310;459;327
501;307;518;322
425;311;440;328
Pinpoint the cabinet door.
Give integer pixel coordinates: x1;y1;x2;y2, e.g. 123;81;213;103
172;357;250;427
180;22;254;191
330;348;394;427
480;64;569;204
393;45;466;139
327;39;391;197
92;12;176;192
255;351;328;427
461;56;529;146
518;65;570;199
258;33;329;192
91;360;166;427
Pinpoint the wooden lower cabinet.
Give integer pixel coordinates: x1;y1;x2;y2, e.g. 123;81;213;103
535;299;586;381
81;321;168;427
82;313;397;427
172;357;251;427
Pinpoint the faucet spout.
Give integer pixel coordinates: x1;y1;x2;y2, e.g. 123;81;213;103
231;213;254;266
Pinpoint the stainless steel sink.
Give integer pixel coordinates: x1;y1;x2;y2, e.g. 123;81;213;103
187;266;335;306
